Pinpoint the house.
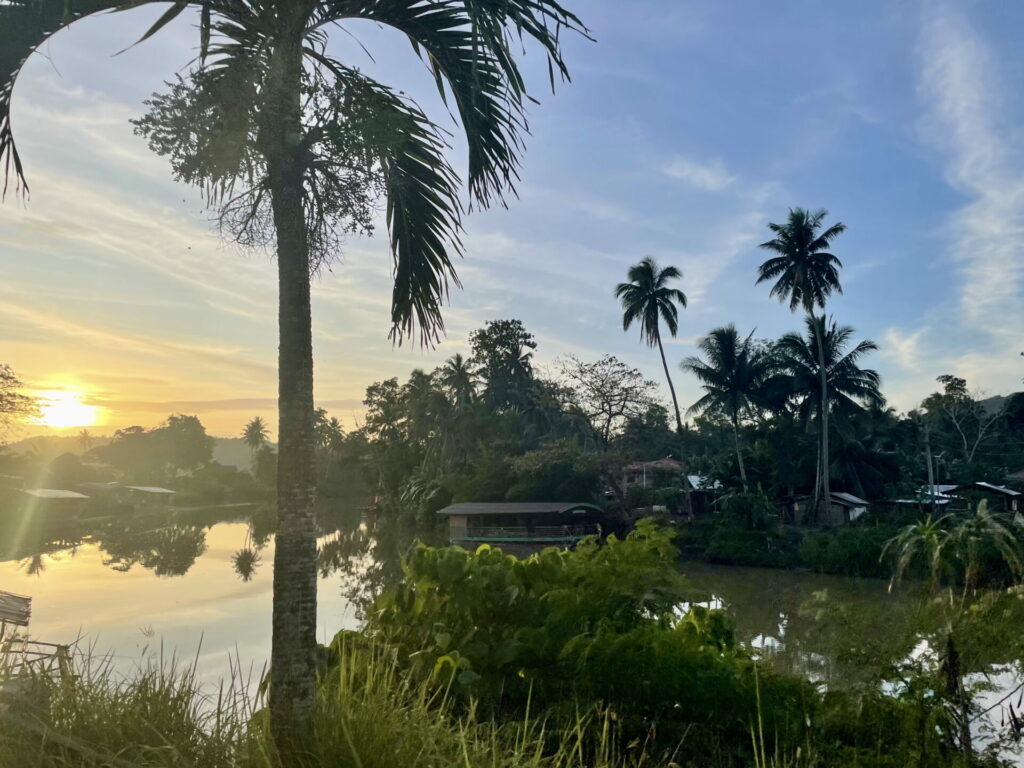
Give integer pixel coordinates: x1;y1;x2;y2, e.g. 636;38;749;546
946;482;1021;514
620;459;721;515
437;502;602;553
19;488;90;515
784;492;870;526
622;457;687;490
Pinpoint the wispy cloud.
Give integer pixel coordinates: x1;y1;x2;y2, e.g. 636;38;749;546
663;156;735;192
917;5;1024;342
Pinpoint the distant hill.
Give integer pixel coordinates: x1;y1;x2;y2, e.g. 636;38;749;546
213;437;266;470
4;433;267;471
4;434;111;460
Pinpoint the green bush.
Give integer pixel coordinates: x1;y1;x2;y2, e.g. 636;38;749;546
706;525;799;568
799;524;900;578
363;520;818;759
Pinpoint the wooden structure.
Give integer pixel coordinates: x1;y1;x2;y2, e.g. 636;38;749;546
0;590;30;638
0;590;74;691
437;502;602;550
947;482;1021;514
784;492;869;526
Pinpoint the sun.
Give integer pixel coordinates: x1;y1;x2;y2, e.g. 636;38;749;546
35;390;100;429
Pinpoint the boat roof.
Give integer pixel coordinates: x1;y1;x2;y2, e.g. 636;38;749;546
124;486;176;494
22;488;89;500
437;502;601;517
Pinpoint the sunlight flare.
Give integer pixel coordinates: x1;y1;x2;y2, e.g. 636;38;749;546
35;389;100;428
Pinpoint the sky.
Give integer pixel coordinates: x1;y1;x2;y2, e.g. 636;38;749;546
1;0;1022;439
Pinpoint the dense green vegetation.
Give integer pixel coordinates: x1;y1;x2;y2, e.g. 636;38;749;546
6;518;1024;766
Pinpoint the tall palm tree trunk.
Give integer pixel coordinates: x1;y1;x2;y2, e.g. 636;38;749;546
655;332;692;516
810;311;830;523
263;21;318;761
732;414;748;491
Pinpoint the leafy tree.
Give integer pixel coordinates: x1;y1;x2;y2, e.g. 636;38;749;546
555;355;660;449
682;325;774;490
0;364;37;440
774;318;883;506
470;320;537;409
2;0;586;751
757;208;846;517
155;414;214;475
615;257;689;436
922;375;1002;465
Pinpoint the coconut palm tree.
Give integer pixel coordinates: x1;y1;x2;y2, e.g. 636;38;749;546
757;209;846;516
242;415;269;458
438;353;478;412
615;257;689;435
1;0;586;754
774;317;883;513
681;325;774;490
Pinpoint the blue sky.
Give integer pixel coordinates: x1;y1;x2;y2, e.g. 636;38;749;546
1;1;1022;436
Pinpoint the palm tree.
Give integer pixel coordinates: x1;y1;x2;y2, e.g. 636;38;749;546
757;208;846;516
78;428;93;453
438;353;478;412
242;415;269;460
883;502;1024;759
775;317;883;515
1;0;586;754
681;325;774;490
615;257;689;436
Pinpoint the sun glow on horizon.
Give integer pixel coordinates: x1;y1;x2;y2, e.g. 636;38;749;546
35;390;100;429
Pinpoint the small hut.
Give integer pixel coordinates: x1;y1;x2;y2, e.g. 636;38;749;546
784;492;869;526
20;488;89;515
947;482;1021;514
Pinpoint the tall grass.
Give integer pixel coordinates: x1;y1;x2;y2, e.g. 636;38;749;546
0;640;666;768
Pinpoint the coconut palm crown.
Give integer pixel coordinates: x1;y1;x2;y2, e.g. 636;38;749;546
756;207;845;314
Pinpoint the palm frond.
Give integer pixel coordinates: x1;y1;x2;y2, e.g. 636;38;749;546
0;0;165;195
322;64;463;345
317;0;587;208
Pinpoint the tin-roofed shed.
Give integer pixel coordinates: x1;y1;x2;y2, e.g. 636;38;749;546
437;502;602;551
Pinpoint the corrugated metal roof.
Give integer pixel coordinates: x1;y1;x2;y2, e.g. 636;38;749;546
831;492;869;507
22;488;89;500
952;482;1021;497
437;502;601;517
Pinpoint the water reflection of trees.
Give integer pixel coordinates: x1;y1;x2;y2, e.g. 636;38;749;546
681;563;926;690
317;513;445;618
97;523;208;577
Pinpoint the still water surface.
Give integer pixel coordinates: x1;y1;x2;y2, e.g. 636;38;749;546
0;509;366;681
